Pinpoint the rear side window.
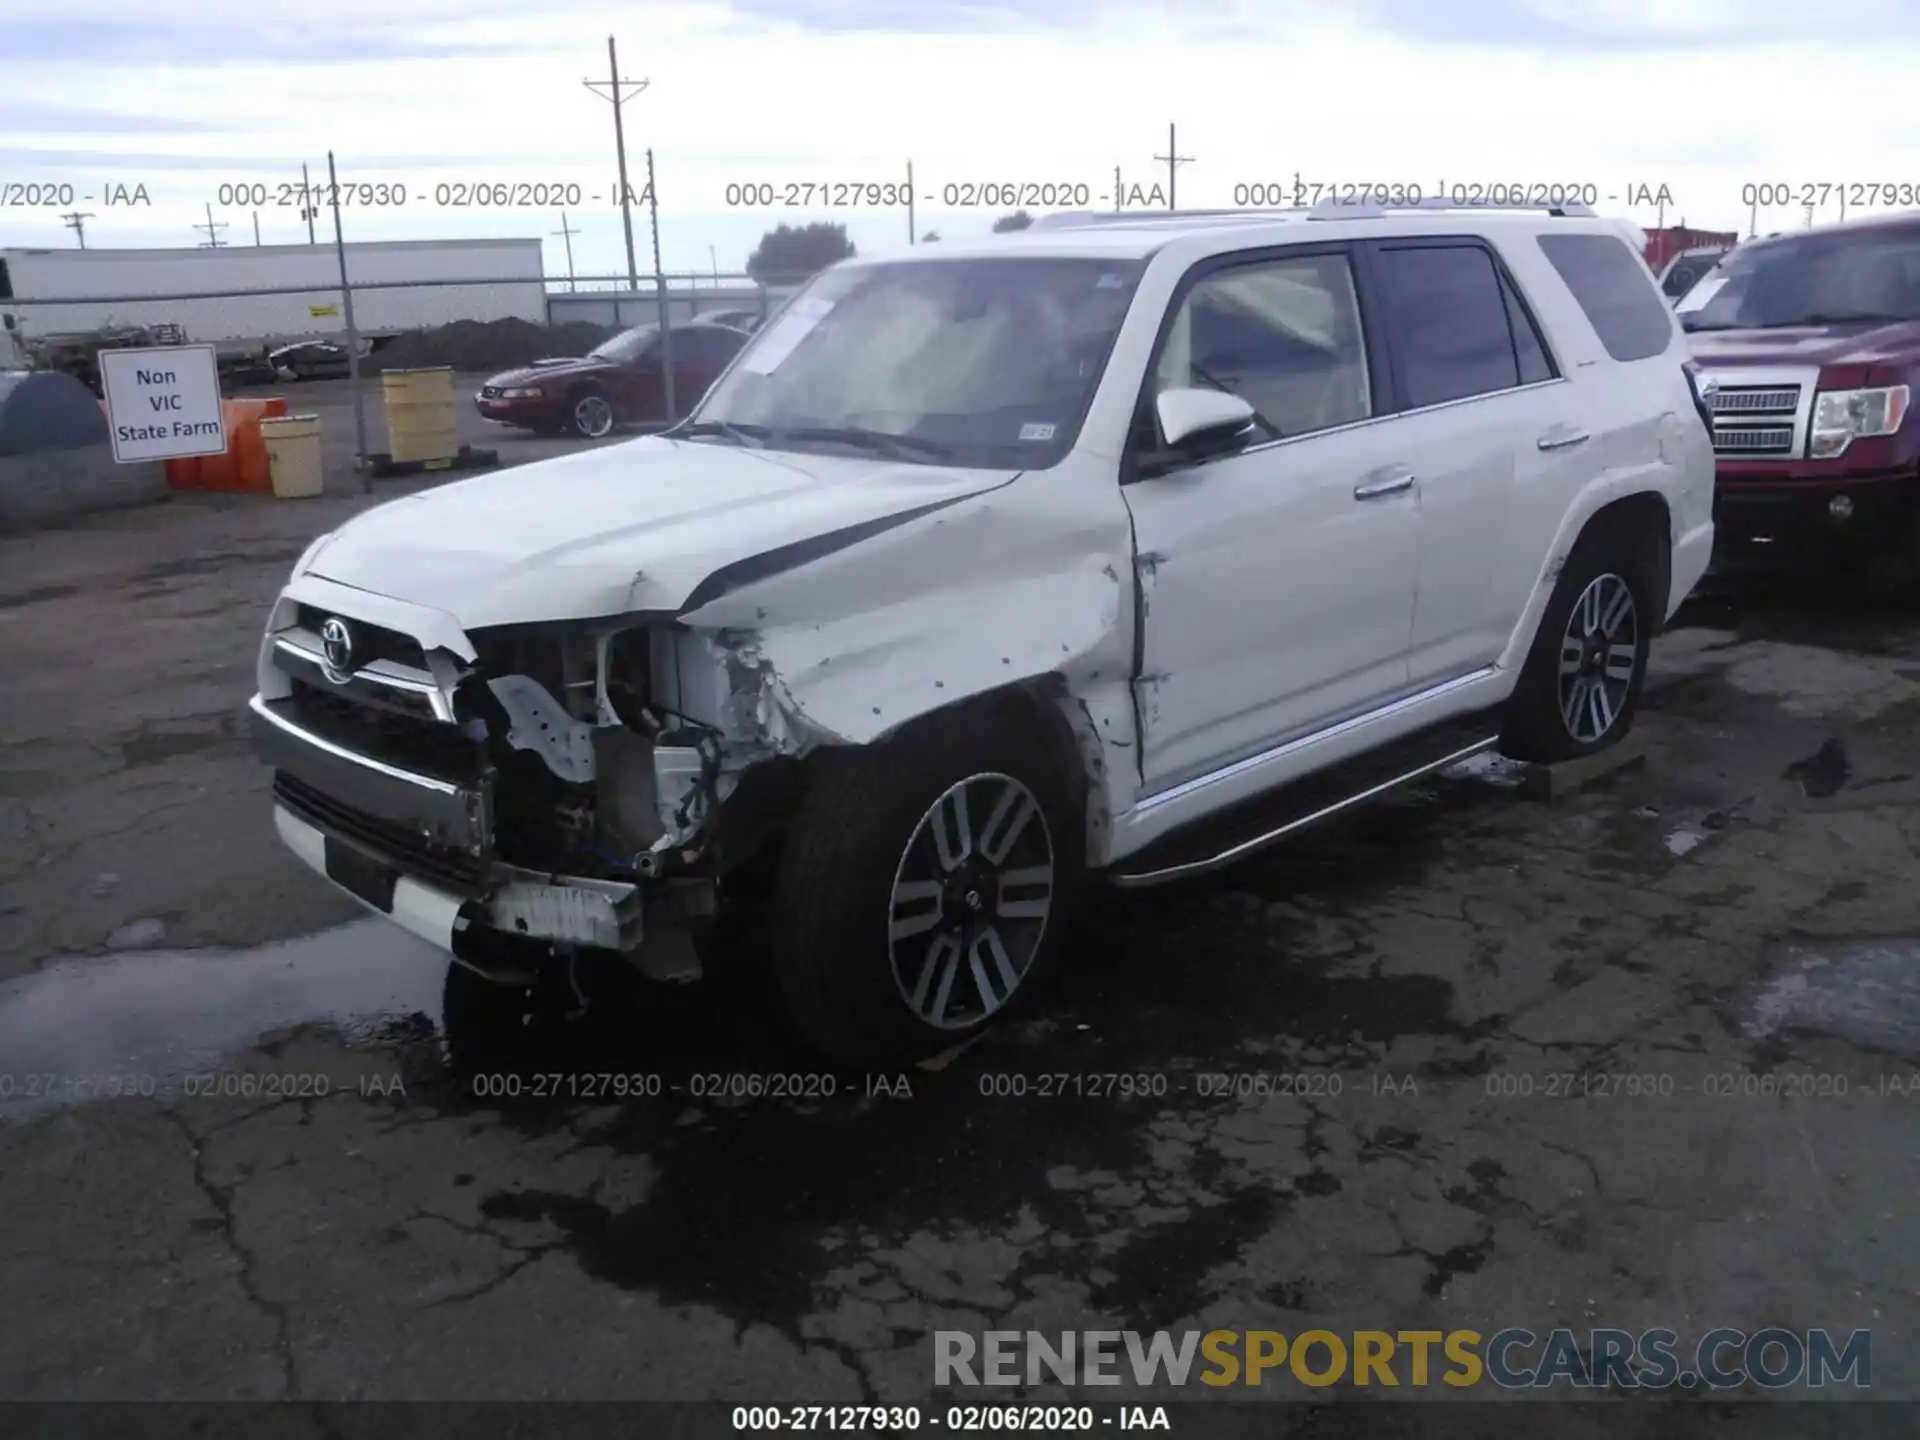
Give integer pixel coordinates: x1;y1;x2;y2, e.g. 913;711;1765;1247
1372;244;1520;408
1538;233;1674;362
1501;274;1555;385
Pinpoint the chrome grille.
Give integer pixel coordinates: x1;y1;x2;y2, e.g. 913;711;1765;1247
1713;426;1798;455
1713;387;1798;414
1709;383;1801;458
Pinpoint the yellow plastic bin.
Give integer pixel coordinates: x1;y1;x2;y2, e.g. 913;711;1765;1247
259;414;324;499
382;366;458;464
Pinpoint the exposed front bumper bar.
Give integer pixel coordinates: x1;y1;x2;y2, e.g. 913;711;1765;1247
248;693;492;855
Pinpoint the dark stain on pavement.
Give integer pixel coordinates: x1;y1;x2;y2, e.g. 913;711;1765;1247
1785;737;1852;799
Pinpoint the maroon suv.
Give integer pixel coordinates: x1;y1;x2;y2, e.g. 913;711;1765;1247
474;317;752;439
1682;213;1920;572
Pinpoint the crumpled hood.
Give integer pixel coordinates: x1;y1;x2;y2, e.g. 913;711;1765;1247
304;435;1017;630
1687;319;1920;370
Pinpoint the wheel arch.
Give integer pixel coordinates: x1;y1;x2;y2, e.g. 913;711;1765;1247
1505;484;1675;672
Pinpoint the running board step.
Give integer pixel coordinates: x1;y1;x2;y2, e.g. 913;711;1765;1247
1109;708;1504;888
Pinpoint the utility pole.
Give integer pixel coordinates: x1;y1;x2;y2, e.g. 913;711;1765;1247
584;35;648;295
647;148;675;423
1748;194;1758;239
1114;165;1123;210
193;202;228;247
60;210;94;248
906;159;916;245
1153;123;1193;210
301;162;318;243
253;211;262;246
328;151;371;492
553;211;579;291
1803;201;1816;230
709;244;719;282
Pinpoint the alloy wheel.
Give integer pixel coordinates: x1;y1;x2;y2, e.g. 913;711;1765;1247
886;773;1055;1030
1558;572;1639;744
573;394;614;438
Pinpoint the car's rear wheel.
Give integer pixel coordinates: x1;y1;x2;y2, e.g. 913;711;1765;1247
768;704;1082;1065
1501;524;1657;763
568;390;615;439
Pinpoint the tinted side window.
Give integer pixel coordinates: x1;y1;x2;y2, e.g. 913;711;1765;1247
680;328;742;365
1152;251;1373;440
1374;244;1520;408
1538;233;1674;362
1501;273;1555;385
0;260;12;301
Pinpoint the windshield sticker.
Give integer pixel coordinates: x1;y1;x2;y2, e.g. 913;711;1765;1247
1096;273;1126;288
1019;422;1057;441
1676;276;1726;313
739;294;836;374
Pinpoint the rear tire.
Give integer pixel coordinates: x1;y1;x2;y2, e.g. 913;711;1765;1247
1501;524;1657;764
768;703;1083;1065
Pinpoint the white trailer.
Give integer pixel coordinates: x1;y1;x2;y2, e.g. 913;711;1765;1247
0;238;546;353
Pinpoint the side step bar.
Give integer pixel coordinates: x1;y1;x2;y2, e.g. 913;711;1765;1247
1109;710;1503;888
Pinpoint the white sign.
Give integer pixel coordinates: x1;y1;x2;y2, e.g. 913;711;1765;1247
99;344;227;463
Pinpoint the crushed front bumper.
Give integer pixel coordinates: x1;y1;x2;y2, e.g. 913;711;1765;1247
251;693;678;967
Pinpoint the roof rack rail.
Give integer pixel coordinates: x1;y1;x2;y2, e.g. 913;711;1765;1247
1028;207;1309;231
1306;196;1595;220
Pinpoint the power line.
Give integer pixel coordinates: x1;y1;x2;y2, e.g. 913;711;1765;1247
60;210;95;248
1153;122;1194;210
193;202;228;247
583;35;649;293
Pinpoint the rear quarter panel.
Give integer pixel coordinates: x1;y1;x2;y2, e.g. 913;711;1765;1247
1490;227;1712;665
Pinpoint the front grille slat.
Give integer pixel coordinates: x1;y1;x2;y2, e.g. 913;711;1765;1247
287;678;483;782
293;605;427;671
275;772;489;896
1710;383;1801;458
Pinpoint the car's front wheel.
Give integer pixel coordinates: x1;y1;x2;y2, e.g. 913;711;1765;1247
768;703;1082;1065
568;390;616;439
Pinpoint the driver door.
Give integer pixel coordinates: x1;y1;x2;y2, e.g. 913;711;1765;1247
1121;246;1419;792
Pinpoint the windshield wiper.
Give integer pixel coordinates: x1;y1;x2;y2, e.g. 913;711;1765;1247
1757;312;1909;328
776;425;954;460
669;419;770;447
1190;364;1284;439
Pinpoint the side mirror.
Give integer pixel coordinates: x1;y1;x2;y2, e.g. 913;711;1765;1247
1156;387;1256;450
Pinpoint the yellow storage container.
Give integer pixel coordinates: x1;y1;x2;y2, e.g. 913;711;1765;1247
259;414;324;499
382;366;458;464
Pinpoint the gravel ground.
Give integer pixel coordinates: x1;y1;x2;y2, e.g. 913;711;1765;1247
2;479;1918;1420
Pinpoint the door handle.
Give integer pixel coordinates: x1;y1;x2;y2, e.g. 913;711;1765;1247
1537;427;1591;451
1353;468;1416;500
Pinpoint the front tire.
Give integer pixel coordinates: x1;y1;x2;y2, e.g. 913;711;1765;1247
568;390;616;439
1501;525;1657;763
768;704;1083;1065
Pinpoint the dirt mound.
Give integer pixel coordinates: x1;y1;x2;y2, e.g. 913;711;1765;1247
370;317;613;375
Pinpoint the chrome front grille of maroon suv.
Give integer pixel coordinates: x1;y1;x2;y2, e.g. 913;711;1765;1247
1707;383;1801;458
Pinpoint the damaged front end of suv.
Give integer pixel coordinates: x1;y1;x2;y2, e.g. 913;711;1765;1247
251;595;857;985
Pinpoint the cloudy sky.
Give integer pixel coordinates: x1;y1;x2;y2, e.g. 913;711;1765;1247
3;0;1918;281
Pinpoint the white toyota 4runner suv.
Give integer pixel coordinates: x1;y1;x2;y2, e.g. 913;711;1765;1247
250;200;1716;1064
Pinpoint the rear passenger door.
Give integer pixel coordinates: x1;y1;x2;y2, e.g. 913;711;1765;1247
1362;238;1583;685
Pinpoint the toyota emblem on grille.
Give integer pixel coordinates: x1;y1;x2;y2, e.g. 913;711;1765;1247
319;617;356;682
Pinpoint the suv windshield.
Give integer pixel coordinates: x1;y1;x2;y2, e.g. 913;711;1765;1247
589;325;659;363
688;255;1147;468
1680;229;1920;331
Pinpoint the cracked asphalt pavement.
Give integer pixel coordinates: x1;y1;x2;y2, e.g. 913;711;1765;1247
3;495;1919;1408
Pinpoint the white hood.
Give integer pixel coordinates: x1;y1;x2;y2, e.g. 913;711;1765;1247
304;434;1018;630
